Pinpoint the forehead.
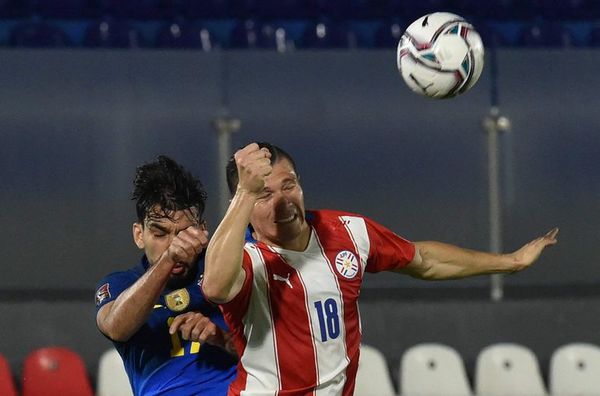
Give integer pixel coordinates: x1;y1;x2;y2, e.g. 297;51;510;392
265;158;298;184
145;206;199;226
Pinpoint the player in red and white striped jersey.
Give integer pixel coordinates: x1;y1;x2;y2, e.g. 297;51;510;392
203;142;558;396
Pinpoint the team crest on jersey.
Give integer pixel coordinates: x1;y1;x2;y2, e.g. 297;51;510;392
95;283;111;306
165;288;190;312
335;250;359;279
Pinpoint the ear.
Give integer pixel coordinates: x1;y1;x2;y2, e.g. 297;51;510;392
132;223;145;249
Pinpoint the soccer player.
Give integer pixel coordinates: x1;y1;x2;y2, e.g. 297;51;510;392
95;155;236;396
202;142;559;396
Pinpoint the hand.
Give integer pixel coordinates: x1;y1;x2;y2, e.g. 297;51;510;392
508;227;559;271
234;143;272;196
169;312;224;345
166;226;209;265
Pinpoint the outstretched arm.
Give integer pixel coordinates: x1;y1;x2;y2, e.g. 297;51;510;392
203;143;272;304
398;228;559;280
96;227;207;342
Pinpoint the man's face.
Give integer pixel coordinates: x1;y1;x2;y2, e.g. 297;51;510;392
132;206;203;287
250;158;309;250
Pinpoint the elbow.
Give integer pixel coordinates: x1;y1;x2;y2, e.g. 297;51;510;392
97;318;132;343
105;329;131;343
201;279;230;305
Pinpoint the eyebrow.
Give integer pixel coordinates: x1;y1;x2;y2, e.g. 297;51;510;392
146;222;170;233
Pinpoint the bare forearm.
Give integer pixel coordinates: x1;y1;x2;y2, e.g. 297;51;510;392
409;241;516;280
98;259;174;341
203;189;255;303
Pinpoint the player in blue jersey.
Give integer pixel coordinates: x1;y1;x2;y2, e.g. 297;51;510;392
95;155;236;396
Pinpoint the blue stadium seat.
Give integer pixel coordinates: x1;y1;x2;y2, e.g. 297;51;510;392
301;20;353;48
518;21;572;47
257;23;293;50
475;21;513;48
155;20;215;50
589;25;600;46
83;17;144;48
373;19;404;48
229;18;260;48
10;20;71;47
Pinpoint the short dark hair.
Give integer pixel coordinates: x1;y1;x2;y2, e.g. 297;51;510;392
132;155;207;224
225;142;298;196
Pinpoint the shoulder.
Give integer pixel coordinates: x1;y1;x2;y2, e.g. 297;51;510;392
98;266;141;287
307;209;366;225
95;265;142;307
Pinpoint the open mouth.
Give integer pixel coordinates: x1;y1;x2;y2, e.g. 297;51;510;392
274;213;298;224
171;262;186;275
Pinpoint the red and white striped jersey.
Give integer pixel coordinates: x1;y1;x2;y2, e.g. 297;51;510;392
219;209;415;396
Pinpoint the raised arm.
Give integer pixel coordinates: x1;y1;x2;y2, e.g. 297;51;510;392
203;143;272;304
398;228;559;280
96;227;207;342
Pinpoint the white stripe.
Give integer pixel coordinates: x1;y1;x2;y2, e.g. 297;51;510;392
340;216;369;335
274;231;349;395
274;245;321;388
240;244;279;396
340;216;370;275
310;231;349;394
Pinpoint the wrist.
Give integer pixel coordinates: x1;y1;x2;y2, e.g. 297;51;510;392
502;253;523;273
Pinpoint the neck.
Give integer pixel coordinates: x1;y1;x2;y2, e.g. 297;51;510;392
256;225;311;252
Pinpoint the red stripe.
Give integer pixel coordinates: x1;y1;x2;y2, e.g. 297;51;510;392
311;215;363;396
261;249;318;391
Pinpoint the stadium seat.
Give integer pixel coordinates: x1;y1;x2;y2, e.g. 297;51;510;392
354;344;395;396
229;18;261;48
22;346;94;396
0;354;18;396
549;342;600;396
155;20;215;50
97;348;133;396
400;343;472;396
474;343;547;396
257;23;292;51
589;26;600;47
301;20;354;48
9;20;71;47
83;17;144;48
518;21;572;48
373;19;404;48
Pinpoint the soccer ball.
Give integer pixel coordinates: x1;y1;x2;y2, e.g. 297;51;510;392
396;12;485;99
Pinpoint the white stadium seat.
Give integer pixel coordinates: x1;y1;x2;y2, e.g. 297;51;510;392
354;344;396;396
549;342;600;396
96;348;133;396
400;343;472;396
475;343;547;396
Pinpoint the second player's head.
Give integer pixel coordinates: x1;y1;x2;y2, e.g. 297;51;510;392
131;155;208;287
227;142;309;251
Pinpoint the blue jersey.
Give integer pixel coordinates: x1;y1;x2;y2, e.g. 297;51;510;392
95;254;236;396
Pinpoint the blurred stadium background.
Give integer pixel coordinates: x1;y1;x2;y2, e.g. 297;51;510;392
2;0;600;395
